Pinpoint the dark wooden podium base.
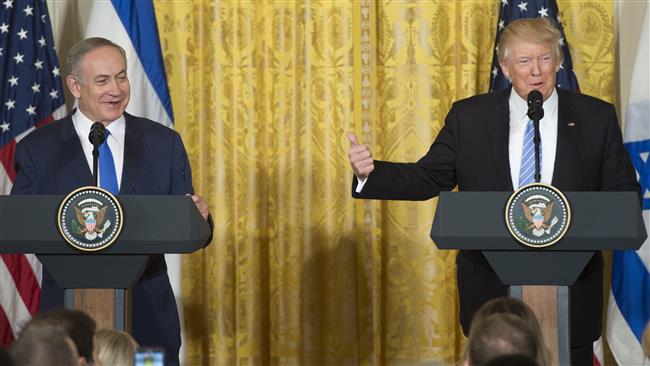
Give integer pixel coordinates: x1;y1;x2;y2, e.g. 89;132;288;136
66;289;131;332
511;285;570;366
524;286;559;366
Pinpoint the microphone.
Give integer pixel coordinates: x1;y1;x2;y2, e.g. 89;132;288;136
88;122;106;187
527;90;544;121
526;90;543;183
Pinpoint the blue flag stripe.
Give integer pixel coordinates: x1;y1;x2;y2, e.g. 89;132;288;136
625;140;650;210
612;250;650;340
110;0;174;122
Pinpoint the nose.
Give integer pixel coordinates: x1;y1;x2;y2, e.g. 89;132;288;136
106;77;122;95
531;60;541;76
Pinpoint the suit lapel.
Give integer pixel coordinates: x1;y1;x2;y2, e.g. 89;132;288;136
58;112;93;186
485;88;514;190
551;89;574;189
120;113;144;194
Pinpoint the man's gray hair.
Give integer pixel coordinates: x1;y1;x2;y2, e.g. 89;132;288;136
67;37;127;82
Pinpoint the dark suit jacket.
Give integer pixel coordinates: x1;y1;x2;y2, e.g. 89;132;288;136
353;88;640;346
11;110;204;366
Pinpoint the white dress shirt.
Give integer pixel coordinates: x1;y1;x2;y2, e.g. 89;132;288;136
508;88;558;189
355;88;559;192
72;109;125;190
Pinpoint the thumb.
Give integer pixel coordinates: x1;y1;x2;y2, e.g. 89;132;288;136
346;132;359;147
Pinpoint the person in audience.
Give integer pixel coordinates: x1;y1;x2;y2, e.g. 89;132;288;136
95;328;139;366
469;297;549;365
10;323;79;366
0;347;15;366
23;308;96;366
485;354;538;366
463;313;540;366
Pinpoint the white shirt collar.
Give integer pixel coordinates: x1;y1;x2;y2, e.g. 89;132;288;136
71;109;126;144
509;88;558;124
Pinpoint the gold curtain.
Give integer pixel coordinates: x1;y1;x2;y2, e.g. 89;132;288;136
154;1;614;365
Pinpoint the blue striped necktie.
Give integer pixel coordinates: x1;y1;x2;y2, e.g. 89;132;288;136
518;120;541;187
99;130;119;194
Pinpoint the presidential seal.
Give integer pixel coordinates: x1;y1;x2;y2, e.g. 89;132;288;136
505;183;571;248
57;186;123;252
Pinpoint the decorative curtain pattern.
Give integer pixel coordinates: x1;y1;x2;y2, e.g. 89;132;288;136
153;1;614;365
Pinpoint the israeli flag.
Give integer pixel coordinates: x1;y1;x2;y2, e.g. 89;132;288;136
607;4;650;365
84;0;173;126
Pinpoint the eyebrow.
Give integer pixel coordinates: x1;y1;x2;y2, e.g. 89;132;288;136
93;69;127;80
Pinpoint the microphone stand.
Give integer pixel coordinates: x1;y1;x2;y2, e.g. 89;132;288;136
89;122;106;187
527;92;544;184
533;118;541;183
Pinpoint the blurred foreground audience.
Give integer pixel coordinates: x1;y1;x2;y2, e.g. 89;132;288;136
10;323;78;366
463;297;547;366
95;328;139;366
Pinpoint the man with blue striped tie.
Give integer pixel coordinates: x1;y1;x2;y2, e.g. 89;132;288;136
11;38;213;366
347;18;639;365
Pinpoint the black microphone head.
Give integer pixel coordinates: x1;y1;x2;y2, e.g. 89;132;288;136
88;122;107;146
527;90;544;120
527;90;543;105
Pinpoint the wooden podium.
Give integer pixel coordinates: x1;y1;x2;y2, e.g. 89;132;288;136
0;195;211;331
430;191;646;366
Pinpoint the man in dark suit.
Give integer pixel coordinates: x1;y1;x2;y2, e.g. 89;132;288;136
347;18;638;365
11;37;212;366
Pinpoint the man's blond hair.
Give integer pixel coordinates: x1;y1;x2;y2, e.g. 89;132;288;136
498;18;563;64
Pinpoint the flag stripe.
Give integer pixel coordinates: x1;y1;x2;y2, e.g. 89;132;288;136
611;250;650;339
24;254;42;287
0;139;17;181
607;299;650;365
0;306;15;346
111;0;174;121
0;257;32;339
626;140;650;210
0;254;40;315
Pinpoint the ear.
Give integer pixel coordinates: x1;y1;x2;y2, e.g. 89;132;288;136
499;61;510;81
66;75;81;99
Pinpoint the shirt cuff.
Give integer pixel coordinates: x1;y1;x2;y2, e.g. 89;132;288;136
355;176;368;193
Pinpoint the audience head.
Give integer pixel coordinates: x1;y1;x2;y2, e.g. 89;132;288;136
467;297;548;366
94;329;139;366
465;313;539;366
485;353;538;366
0;347;15;366
25;308;96;366
10;323;78;366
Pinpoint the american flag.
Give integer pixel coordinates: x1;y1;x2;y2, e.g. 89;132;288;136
0;0;65;346
488;1;605;365
489;0;579;93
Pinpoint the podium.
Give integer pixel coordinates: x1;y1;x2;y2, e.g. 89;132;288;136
0;195;211;331
430;191;646;365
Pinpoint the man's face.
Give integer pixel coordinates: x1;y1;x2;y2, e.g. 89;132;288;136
499;41;560;101
66;46;130;124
